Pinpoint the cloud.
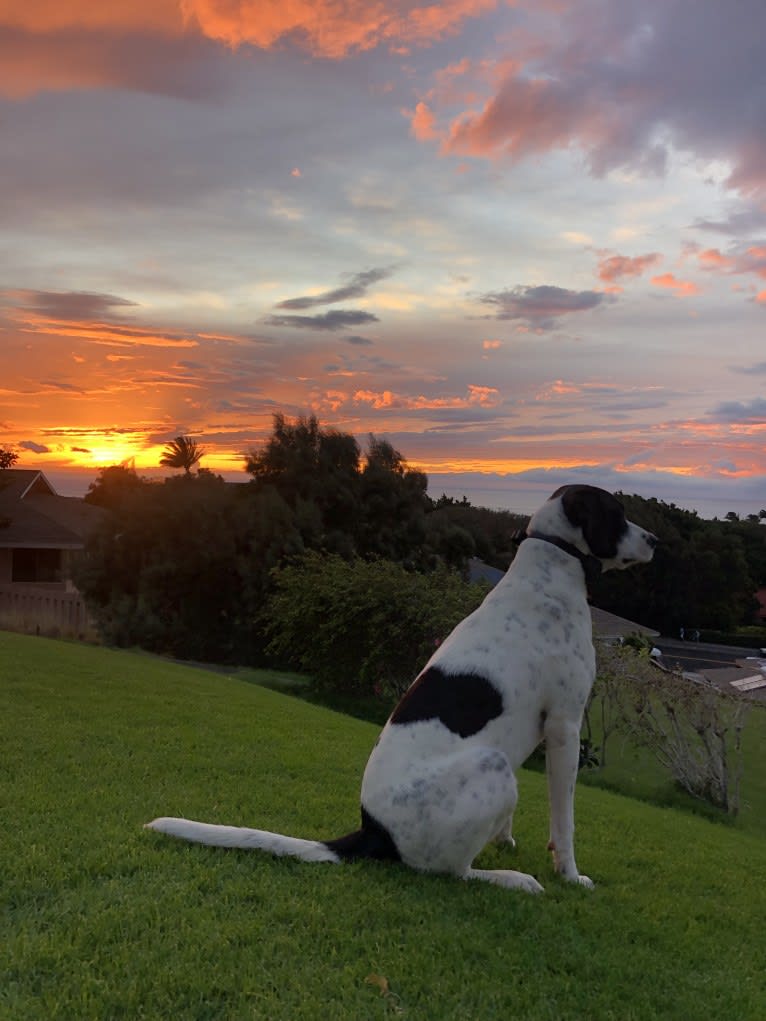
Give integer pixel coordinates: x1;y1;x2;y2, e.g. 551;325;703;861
407;101;439;141
650;273;700;297
263;309;380;331
3;289;137;321
422;1;766;198
695;244;766;281
343;335;374;346
0;26;226;100
596;252;662;288
477;284;610;329
19;440;50;454
693;203;766;236
730;362;766;376
352;383;501;411
709;397;766;424
183;0;498;59
276;267;395;310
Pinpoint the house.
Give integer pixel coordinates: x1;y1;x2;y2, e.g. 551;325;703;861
467;557;659;642
0;469;105;634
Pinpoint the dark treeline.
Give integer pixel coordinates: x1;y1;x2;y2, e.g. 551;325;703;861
76;415;521;663
592;493;766;636
74;414;766;666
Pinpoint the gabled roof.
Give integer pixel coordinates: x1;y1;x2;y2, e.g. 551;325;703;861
0;468;56;503
0;469;105;549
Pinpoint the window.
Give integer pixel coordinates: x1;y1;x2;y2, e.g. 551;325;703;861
11;548;62;583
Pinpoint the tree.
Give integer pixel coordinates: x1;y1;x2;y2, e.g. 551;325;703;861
357;436;431;565
244;415;438;566
0;448;19;470
160;435;205;474
84;464;146;508
76;472;251;661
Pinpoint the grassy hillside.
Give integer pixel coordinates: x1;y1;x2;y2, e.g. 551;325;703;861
1;631;765;1020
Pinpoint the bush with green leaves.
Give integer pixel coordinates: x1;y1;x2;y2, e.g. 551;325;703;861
263;552;487;699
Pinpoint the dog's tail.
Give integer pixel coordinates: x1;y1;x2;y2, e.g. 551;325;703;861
144;807;401;866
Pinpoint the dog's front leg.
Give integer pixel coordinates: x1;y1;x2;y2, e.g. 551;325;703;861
544;716;593;888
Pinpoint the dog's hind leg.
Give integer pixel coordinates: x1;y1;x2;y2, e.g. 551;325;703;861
492;813;516;849
380;747;543;893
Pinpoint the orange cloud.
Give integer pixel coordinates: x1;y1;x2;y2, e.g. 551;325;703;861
0;0;499;98
697;247;734;270
352;384;500;411
597;252;662;285
650;273;700;297
756;290;766;305
0;0;182;34
408;101;440;141
14;315;200;349
183;0;499;58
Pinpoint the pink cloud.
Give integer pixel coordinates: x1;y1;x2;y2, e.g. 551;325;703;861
696;245;766;283
650;273;701;297
416;4;766;198
0;26;223;99
597;252;662;288
697;248;734;270
408;101;440;141
184;0;499;58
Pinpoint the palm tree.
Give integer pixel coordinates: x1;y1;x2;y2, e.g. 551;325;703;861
159;435;205;474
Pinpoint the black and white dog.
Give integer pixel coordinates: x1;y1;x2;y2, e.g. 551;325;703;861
147;485;657;893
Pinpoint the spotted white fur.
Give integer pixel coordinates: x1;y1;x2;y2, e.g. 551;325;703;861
147;485;657;893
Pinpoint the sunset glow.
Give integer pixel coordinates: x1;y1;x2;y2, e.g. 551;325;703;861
1;0;765;516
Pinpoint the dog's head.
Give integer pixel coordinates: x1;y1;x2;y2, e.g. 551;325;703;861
528;484;657;572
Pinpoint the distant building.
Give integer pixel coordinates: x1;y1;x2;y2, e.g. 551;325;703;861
0;469;105;634
467;557;659;643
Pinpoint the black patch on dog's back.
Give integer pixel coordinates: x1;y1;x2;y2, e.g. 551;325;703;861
324;807;401;862
389;665;503;738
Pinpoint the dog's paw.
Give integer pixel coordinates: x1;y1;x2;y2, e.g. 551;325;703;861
466;867;544;894
575;874;595;889
517;872;544;895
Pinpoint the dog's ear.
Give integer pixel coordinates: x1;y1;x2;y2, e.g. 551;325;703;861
560;486;626;559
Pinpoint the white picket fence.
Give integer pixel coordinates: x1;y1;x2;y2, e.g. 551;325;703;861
0;584;96;638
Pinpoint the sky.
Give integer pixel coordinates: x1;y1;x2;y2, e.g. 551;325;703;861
1;0;765;518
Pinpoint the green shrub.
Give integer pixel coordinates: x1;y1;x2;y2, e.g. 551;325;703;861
263;552;487;698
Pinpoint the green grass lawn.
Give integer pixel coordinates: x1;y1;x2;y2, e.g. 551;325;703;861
2;631;765;1020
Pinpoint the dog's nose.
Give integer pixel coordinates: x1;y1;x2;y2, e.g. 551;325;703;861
646;532;659;549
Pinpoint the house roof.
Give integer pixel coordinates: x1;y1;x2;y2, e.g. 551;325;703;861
696;664;766;703
468;557;506;587
467;557;658;639
0;469;105;549
590;605;659;640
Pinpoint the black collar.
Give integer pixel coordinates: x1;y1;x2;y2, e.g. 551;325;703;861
512;530;602;592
